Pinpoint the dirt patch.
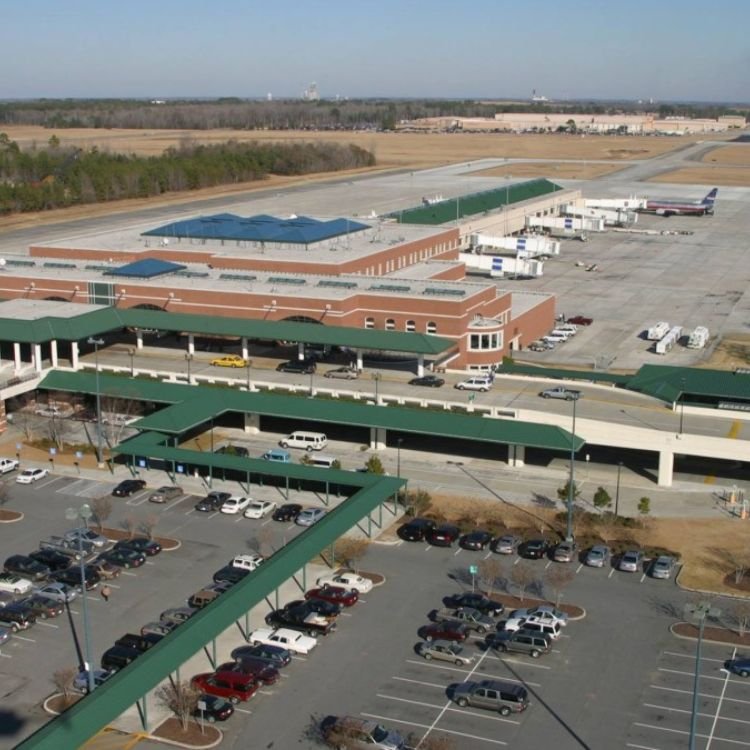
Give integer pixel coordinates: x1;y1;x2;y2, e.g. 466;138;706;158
700;334;750;370
467;162;622;180
98;526;180;551
672;622;750;648
648;166;750;187
701;144;750;167
150;717;222;748
480;591;585;620
0;508;23;523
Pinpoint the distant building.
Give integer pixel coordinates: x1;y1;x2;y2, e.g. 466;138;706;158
302;82;320;102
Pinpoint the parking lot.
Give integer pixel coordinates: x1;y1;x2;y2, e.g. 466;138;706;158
626;639;750;750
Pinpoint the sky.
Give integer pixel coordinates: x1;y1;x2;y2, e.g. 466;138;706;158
1;0;748;103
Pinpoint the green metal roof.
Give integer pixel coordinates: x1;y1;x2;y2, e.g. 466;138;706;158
15;453;402;750
0;305;453;355
498;360;628;386
626;365;750;404
390;179;565;225
40;371;583;452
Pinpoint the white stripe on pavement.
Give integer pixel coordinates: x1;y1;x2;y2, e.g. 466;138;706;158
361;712;508;746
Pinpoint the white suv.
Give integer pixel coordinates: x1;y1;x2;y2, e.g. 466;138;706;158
455;376;492;392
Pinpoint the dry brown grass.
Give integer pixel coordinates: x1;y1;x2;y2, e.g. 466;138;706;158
648;166;750;187
701;144;750;166
700;334;750;370
468;162;623;180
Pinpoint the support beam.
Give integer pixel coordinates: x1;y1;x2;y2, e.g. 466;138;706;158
187;334;195;355
13;342;22;371
417;353;425;377
657;449;674;487
50;340;59;368
243;412;260;434
136;331;143;350
356;349;363;371
70;341;79;369
297;342;305;360
32;344;43;373
370;426;386;450
241;337;248;360
508;444;525;467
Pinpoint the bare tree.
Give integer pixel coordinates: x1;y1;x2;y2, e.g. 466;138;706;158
52;667;78;706
545;565;576;607
101;396;140;448
398;488;432;516
122;515;138;540
511;562;539;603
156;680;201;732
334;538;370;572
90;496;113;532
13;411;35;441
0;481;9;509
256;526;275;557
725;600;750;637
478;558;505;598
46;415;75;452
139;513;159;541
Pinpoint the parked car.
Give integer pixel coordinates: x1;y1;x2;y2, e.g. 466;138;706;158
316;571;373;593
220;496;252;515
195;491;231;512
510;605;568;626
191;672;258;703
248;627;317;654
416;640;475;666
33;581;77;603
320;715;405;750
216;659;279;686
0;458;19;474
492;534;522;555
115;632;163;653
160;607;198;625
500;617;562;641
430;606;495;634
296;507;326;526
567;315;593;326
18;594;63;619
459;530;493;551
585;544;611;568
210;355;248;368
443;593;504;617
52;566;101;590
619;549;644;573
243;499;277;519
231;554;264;572
141;620;180;638
192;694;235;723
97;548;146;569
451;680;529;716
305;585;359;607
553;541;578;563
231;643;292;668
63;528;108;549
114;538;161;556
454;376;492;392
724;657;750;678
0;591;14;608
426;524;460;547
16;468;49;484
111;479;146;497
408;375;445;388
100;645;141;672
213;565;250;586
73;669;114;693
148;486;183;504
539;387;582;401
485;628;552;658
323;367;359;380
28;549;71;572
214;445;250;457
287;597;341;618
397;517;436;542
650;555;676;580
272;503;303;522
4;555;51;581
519;539;551;559
0;604;36;631
276;358;316;374
89;558;122;580
0;572;33;595
418;621;469;643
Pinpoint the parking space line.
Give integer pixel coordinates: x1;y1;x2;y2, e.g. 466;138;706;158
361;713;508;746
165;495;189;511
634;722;750;746
374;695;520;725
121;571;137;577
649;685;750;705
482;653;551;670
544;561;552;569
658;667;730;683
393;676;446;690
235;708;252;715
404;659;542;687
626;744;663;750
106;583;121;589
644;701;750;727
640;573;646;583
125;492;150;506
13;636;35;643
261;518;273;526
35;622;59;629
424;546;432;553
608;568;615;578
35;476;65;490
483;552;492;560
663;651;727;664
707;648;736;749
0;653;12;659
184;508;196;516
576;563;583;573
453;549;461;556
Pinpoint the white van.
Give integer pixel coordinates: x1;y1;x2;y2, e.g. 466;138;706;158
280;431;328;452
550;328;575;339
543;333;568;344
308;455;338;468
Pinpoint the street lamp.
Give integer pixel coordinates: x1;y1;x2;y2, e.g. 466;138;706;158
246;358;253;391
684;601;721;750
87;337;104;467
128;348;136;377
678;377;687;436
565;394;579;542
185;352;193;385
615;461;623;517
65;503;94;694
372;372;381;404
396;438;403;479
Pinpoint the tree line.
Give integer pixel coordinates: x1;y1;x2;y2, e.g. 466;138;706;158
1;98;745;133
0;135;375;214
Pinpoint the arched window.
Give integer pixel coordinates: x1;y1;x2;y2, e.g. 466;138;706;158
364;317;375;329
385;318;395;330
426;321;437;334
405;320;416;332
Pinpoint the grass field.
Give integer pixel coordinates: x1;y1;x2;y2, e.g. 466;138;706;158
468;162;624;180
649;166;750;186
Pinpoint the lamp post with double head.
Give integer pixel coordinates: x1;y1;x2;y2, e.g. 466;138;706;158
87;337;105;467
65;503;94;694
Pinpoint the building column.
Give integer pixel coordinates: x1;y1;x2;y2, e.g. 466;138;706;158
508;444;525;467
243;412;260;434
297;342;305;360
70;341;79;369
136;331;144;350
13;343;21;371
356;349;363;371
657;449;673;487
241;337;248;360
417;354;425;377
32;343;43;373
50;340;59;368
0;398;6;435
187;334;195;355
369;426;386;451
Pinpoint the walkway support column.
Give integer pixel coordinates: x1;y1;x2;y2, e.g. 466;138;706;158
241;337;249;360
136;331;144;350
297;342;305;360
356;349;363;371
508;444;525;467
658;449;673;487
187;334;195;355
32;344;43;373
50;340;58;368
243;412;260;434
70;341;79;369
417;354;425;377
370;427;386;450
13;343;22;371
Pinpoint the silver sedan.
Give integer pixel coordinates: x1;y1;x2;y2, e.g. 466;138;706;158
416;640;474;666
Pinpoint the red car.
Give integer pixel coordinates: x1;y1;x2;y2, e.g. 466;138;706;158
305;585;359;607
216;660;279;686
191;672;259;703
419;621;469;643
567;315;593;326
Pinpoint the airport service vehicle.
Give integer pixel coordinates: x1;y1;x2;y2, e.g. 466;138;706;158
430;606;494;634
316;571;373;593
16;468;48;484
639;188;717;216
539;387;581;401
647;321;670;341
248;627;317;654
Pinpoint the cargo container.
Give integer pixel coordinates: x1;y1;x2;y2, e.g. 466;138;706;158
646;322;670;341
687;326;709;349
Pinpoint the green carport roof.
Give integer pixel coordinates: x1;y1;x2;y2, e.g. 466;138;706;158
626;364;750;403
0;306;453;355
40;371;583;453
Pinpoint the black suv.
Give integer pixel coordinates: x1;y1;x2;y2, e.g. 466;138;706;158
112;479;147;497
519;539;551;560
0;603;37;632
195;491;231;512
214;445;249;457
443;593;504;617
276;358;316;374
52;566;101;591
398;518;436;542
115;632;163;653
4;555;51;581
101;645;140;672
28;549;72;572
272;503;302;522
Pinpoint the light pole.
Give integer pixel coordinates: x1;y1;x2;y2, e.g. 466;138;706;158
565;394;579;542
185;352;193;385
372;372;381;404
128;347;136;377
87;337;104;467
684;601;721;750
396;438;403;479
678;377;686;436
65;503;94;694
309;366;314;397
246;358;253;391
615;461;623;517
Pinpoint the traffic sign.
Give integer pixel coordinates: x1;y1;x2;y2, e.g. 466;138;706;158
469;564;479;575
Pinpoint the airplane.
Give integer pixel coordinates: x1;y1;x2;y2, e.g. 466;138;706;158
639;188;717;217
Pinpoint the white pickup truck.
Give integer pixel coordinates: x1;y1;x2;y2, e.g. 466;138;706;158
0;458;19;474
539;387;582;401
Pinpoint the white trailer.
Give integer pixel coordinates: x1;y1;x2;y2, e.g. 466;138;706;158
584;197;648;210
647;321;671;341
460;252;543;278
525;215;606;233
687;326;709;349
562;203;637;227
469;233;561;257
655;326;682;355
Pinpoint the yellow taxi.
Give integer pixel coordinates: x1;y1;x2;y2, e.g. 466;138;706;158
210;355;248;368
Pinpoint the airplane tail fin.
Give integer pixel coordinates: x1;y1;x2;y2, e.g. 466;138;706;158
703;188;718;205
